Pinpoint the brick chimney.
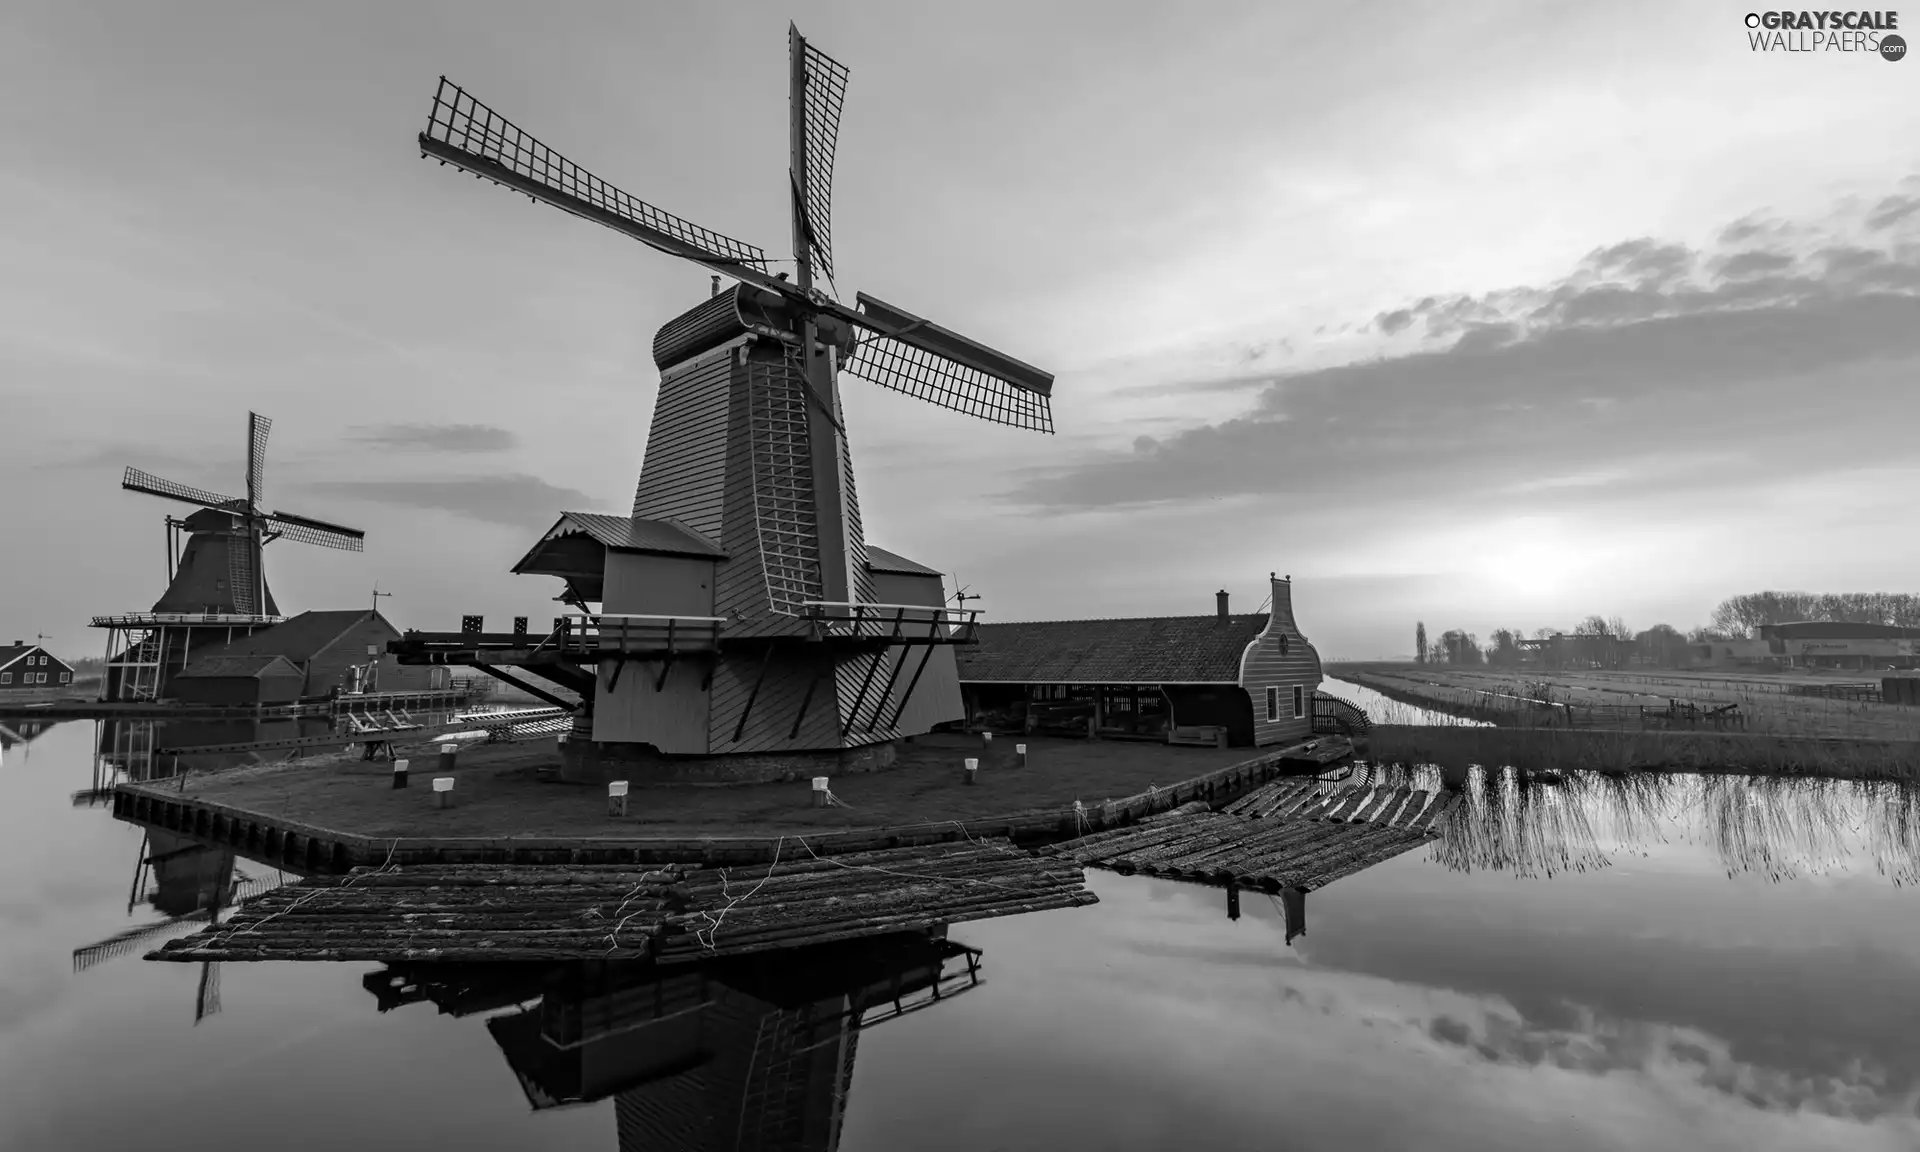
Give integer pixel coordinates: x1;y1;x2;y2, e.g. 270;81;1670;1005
1216;590;1229;620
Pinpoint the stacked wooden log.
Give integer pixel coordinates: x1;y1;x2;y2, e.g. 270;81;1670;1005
144;838;1095;964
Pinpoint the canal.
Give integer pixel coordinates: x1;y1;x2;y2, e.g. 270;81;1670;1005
2;718;1916;1151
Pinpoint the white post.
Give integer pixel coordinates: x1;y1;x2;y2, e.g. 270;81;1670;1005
811;775;830;808
432;776;455;808
392;758;410;789
963;757;979;785
1015;743;1028;768
608;779;630;817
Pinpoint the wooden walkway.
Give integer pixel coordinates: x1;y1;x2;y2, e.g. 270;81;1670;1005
144;838;1094;964
1049;778;1457;892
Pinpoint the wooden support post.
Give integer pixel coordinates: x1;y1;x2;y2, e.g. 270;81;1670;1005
432;777;455;808
863;645;909;734
732;646;777;743
392;758;409;789
1015;743;1027;769
790;672;822;740
963;757;978;785
654;619;678;691
842;648;889;738
1226;881;1240;922
608;780;629;817
811;776;830;808
886;643;938;730
438;743;457;773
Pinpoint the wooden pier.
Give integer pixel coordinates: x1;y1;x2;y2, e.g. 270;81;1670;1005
1048;777;1456;891
144;839;1094;963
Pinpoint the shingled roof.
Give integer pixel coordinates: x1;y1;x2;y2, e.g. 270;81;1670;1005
192;610;381;663
547;513;727;560
176;654;304;680
955;615;1269;684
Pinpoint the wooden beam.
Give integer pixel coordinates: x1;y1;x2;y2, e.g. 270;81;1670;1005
789;671;822;740
864;646;910;734
841;649;890;738
731;646;777;743
887;644;938;730
654;621;678;691
470;663;580;712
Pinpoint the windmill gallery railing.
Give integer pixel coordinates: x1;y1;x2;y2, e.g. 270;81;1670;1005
800;602;981;644
392;614;730;663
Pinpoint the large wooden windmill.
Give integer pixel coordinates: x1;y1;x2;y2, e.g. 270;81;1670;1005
93;412;367;700
406;24;1052;768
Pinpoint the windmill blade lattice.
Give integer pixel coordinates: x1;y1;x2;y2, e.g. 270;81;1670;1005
265;511;366;552
420;79;772;273
246;412;271;512
844;337;1055;433
122;467;242;512
794;30;850;282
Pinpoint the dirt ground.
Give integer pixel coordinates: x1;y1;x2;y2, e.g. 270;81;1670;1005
174;731;1258;839
1332;663;1920;742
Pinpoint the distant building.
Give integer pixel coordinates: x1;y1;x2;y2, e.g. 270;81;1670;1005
954;574;1322;748
0;643;74;691
174;610;433;700
1755;621;1920;670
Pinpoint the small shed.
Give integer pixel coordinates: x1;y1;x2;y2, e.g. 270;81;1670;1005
169;654;306;706
955;574;1322;748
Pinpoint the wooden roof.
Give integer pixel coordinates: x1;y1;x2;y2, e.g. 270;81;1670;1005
0;645;61;673
543;512;728;560
955;614;1269;685
176;654;305;680
187;610;385;664
864;545;943;578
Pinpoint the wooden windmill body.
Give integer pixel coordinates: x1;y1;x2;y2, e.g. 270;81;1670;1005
92;413;367;701
409;26;1053;769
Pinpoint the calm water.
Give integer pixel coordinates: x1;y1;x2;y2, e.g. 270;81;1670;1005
3;718;1919;1151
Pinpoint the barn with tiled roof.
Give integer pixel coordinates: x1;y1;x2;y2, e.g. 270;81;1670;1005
954;574;1323;748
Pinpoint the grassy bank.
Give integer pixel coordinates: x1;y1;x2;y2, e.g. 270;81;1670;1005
1334;663;1920;742
1368;723;1920;779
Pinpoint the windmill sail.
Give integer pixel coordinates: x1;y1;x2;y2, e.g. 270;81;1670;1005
246;412;271;511
419;78;774;276
265;510;365;552
122;467;241;512
792;27;850;282
842;293;1055;432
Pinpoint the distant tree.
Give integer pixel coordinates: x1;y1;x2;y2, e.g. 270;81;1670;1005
1439;629;1484;665
1415;622;1428;665
1635;623;1689;667
1488;628;1523;667
1709;590;1920;636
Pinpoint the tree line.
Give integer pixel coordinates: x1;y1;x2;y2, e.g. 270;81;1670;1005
1412;589;1920;667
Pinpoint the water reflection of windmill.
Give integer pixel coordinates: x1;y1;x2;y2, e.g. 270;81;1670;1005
364;931;982;1151
72;832;287;1022
94;412;366;701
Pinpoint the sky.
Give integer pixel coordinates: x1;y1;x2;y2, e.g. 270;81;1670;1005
2;0;1916;660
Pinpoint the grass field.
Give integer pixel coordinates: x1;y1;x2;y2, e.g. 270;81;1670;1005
1331;662;1920;742
172;731;1257;840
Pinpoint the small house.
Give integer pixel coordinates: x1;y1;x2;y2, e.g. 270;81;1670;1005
954;574;1322;748
0;643;75;691
169;654;306;706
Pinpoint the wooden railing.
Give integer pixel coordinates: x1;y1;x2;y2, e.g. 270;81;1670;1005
799;602;981;642
91;613;285;628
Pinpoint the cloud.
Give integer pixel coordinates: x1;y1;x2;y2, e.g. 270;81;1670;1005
1006;180;1920;514
305;473;603;530
346;423;519;452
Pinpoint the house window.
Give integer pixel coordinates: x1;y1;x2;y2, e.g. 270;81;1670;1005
1266;686;1278;722
0;672;10;685
60;671;71;684
1292;685;1305;719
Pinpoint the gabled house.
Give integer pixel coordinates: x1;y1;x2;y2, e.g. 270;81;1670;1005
954;574;1323;748
172;610;430;700
0;643;75;691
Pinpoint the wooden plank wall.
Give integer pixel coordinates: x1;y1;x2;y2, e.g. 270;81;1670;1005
631;343;735;542
591;656;713;751
1240;577;1323;747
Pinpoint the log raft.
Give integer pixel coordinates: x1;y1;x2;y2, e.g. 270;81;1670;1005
1050;778;1457;892
145;838;1095;964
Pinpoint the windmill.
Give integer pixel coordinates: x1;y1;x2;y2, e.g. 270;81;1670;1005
412;25;1054;761
94;412;368;700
